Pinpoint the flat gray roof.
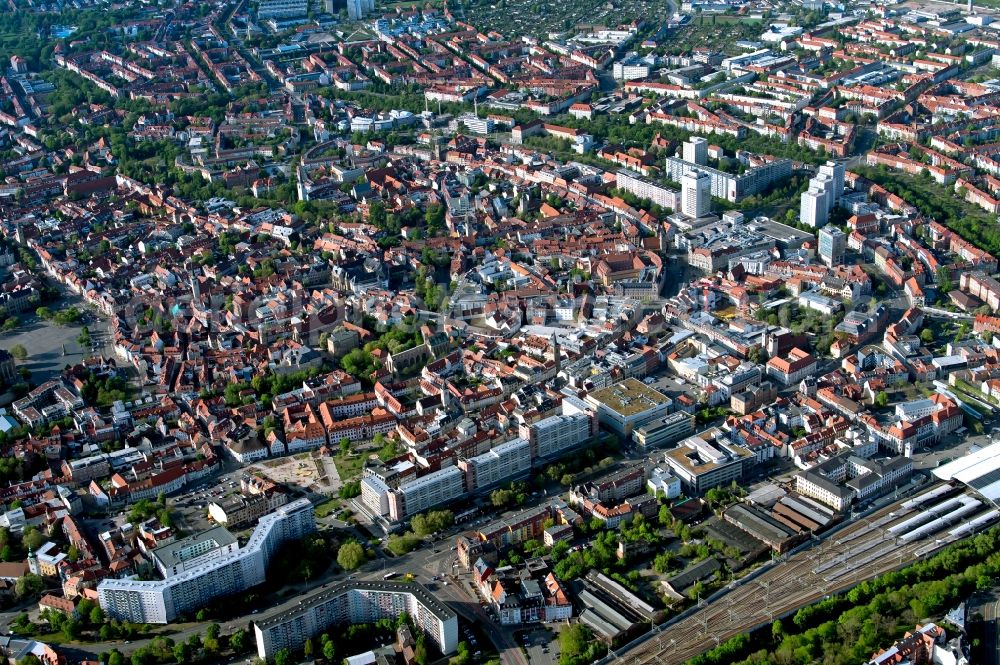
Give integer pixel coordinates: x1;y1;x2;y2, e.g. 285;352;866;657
152;526;237;569
254;580;456;629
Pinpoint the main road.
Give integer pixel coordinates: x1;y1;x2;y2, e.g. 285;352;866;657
2;518;529;665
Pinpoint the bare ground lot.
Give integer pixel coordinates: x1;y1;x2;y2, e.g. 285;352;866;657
249;451;344;495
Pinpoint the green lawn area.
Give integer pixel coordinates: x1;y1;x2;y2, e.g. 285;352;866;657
314;498;340;518
334;453;364;480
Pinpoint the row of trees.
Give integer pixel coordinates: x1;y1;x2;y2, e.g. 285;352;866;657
856;165;1000;256
95;623;249;665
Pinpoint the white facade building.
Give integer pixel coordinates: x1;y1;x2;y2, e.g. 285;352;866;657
388;466;465;522
680;170;711;218
800;188;828;228
647;467;682;499
97;499;314;623
257;0;308;19
254;581;458;660
525;411;593;459
347;0;375;19
460;437;532;491
683;137;708;166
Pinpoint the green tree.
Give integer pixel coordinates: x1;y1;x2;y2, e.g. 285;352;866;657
559;624;593;661
337;541;365;570
874;391;889;408
273;648;292;665
303;637;314;659
61;618;81;641
920;328;935;345
414;635;428;665
229;629;250;654
323;640;336;661
173;643;190;664
339;481;361;499
14;573;43;599
9;344;27;360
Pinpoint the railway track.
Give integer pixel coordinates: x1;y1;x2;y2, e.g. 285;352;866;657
619;500;950;665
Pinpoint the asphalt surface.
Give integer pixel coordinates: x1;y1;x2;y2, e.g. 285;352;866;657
0;302;111;385
981;590;1000;665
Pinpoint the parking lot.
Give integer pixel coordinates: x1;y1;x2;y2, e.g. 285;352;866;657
519;626;559;665
644;372;698;403
0;302;110;385
166;467;268;535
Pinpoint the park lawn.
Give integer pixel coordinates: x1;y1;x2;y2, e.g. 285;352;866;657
315;498;340;518
333;453;364;480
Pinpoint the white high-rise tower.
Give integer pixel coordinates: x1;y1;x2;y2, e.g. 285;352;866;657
680;170;711;218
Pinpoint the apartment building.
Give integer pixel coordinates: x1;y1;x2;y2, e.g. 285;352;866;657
257;0;308;18
664;155;792;202
680;170;711;218
208;491;289;528
520;410;594;459
97;499;314;623
151;527;239;579
569;467;646;507
616;169;679;211
474;499;582;550
961;271;1000;311
459;438;532;491
387;467;465;522
253;581;458;660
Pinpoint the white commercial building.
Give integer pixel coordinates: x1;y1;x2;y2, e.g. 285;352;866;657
585;378;673;439
680;170;711;218
648;467;682;499
818;226;846;267
254;581;458;660
97;499;314;623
